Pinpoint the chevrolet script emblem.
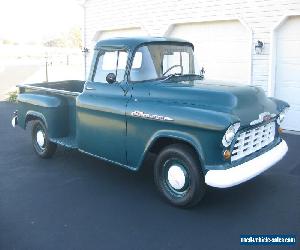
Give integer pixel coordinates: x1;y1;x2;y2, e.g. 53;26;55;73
131;111;174;121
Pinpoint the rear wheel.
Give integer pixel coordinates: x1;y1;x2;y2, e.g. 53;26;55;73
154;144;206;207
32;120;57;158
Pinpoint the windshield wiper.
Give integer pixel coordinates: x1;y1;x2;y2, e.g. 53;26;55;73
180;73;204;79
160;73;182;81
161;73;203;82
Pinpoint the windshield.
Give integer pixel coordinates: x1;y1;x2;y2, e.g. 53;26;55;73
130;44;200;82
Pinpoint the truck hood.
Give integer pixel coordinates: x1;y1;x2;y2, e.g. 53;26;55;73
149;79;287;127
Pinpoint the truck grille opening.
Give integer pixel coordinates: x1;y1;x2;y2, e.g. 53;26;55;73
231;122;275;162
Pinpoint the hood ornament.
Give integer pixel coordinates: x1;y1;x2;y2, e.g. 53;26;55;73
250;112;276;126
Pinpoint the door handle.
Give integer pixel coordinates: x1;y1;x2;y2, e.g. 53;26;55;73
85;86;95;90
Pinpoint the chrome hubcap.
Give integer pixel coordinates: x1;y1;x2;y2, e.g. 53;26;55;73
167;165;186;190
36;130;45;148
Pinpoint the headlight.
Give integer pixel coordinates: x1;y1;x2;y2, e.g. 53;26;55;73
222;123;240;147
277;108;288;124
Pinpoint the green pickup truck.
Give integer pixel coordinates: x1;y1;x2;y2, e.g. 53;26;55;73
12;37;289;207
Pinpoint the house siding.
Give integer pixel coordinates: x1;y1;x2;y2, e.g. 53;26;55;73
84;0;300;93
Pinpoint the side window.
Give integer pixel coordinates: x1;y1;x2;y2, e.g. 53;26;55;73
132;52;142;69
93;50;128;83
130;47;158;81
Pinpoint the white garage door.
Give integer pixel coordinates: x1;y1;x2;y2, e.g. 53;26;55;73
168;20;251;84
97;27;147;40
275;16;300;131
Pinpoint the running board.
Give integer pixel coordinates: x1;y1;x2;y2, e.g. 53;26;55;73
50;136;78;149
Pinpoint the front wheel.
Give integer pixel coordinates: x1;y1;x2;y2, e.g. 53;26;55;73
32;120;57;158
154;144;206;207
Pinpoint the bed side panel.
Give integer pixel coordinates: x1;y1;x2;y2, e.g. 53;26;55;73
17;93;69;138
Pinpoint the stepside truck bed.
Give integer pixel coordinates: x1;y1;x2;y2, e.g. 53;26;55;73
16;80;85;148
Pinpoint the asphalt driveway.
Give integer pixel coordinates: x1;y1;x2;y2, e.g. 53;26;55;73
0;101;299;250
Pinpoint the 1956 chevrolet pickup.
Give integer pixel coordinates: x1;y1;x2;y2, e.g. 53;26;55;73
12;37;289;207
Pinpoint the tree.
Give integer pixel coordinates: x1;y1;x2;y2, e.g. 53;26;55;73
43;26;82;48
68;26;82;48
1;39;18;45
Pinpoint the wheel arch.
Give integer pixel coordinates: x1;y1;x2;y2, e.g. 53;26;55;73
137;130;205;172
25;111;48;129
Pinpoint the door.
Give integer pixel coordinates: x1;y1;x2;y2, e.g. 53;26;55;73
275;16;300;131
77;48;130;165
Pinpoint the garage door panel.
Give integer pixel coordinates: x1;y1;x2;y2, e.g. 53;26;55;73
206;21;247;37
99;28;147;40
276;63;300;82
277;16;300;38
281;109;300;131
210;41;249;59
276;86;300;105
276;81;300;90
275;16;300;131
169;20;250;83
204;63;249;81
277;41;300;58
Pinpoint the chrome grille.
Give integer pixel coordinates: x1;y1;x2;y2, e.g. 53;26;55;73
231;122;275;161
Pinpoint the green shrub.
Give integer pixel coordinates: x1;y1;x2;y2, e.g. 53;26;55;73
7;90;18;103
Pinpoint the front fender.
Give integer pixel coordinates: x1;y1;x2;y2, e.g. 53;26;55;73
269;97;290;112
136;130;206;172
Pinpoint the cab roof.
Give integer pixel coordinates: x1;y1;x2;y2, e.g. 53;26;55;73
94;36;194;50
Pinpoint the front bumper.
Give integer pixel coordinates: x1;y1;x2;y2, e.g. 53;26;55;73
205;140;288;188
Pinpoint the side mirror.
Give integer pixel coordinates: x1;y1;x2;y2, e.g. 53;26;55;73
106;73;116;84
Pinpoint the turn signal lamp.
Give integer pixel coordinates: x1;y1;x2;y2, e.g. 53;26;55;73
223;150;231;160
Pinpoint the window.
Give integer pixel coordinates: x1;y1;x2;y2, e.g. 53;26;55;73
163;52;190;75
132;52;142;69
93;50;128;83
130;46;157;81
129;44;195;82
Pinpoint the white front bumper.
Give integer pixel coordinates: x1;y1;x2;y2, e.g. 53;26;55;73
205;140;288;188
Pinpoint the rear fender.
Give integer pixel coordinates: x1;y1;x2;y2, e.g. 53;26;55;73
25;111;48;129
17;93;68;138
